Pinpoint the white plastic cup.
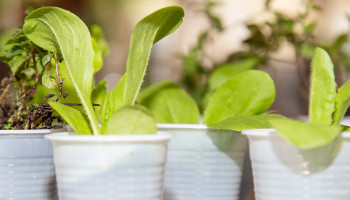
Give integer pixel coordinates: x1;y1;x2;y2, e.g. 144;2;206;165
45;132;174;200
243;129;350;200
0;129;63;200
158;124;247;200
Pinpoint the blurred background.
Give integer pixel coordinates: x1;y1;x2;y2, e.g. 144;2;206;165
1;0;350;199
1;0;350;116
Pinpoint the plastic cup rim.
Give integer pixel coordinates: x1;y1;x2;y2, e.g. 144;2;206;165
242;128;350;138
0;128;65;135
45;131;174;143
157;123;208;130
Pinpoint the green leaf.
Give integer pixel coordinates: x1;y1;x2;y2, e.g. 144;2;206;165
309;48;337;124
208;114;284;131
92;80;107;104
195;32;208;50
91;79;107;121
333;81;350;125
299;44;315;59
0;28;16;51
203;70;275;124
265;0;272;9
8;55;27;75
138;81;200;124
304;23;316;34
25;6;34;15
22;67;35;77
312;5;322;11
105;106;157;135
332;34;348;50
123;6;184;106
90;25;109;56
182;51;199;75
342;125;350;132
270;118;342;150
5;48;24;58
91;38;103;74
101;74;125;134
209;15;223;31
29;60;81;107
49;102;93;135
208;57;260;91
42;72;58;89
23;7;100;135
41;53;52;66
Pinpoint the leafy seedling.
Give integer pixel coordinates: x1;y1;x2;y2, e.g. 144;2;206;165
138;81;200;124
23;6;184;135
139;69;281;131
208;57;260;92
24;7;100;134
203;70;276;124
269;48;349;149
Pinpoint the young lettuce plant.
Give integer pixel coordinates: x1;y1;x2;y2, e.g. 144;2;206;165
139;69;281;130
138;81;201;124
268;48;349;149
23;6;184;135
28;24;109;123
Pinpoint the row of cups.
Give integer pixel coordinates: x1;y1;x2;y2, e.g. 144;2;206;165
1;123;350;200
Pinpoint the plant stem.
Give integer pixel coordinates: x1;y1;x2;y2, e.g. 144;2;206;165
0;75;13;106
17;101;24;120
24;119;31;130
18;47;39;121
34;114;45;128
55;54;64;98
0;83;11;105
62;103;101;107
25;47;39;97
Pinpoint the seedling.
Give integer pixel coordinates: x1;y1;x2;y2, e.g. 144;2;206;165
139;69;281;130
269;48;349;149
22;6;184;135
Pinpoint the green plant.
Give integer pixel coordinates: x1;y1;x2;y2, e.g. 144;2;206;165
0;7;110;130
139;69;282;131
0;8;67;130
179;0;226;111
138;81;200;124
238;0;318;61
22;6;184;135
203;70;276;125
233;0;350;111
269;48;350;149
179;0;266;111
181;0;350;113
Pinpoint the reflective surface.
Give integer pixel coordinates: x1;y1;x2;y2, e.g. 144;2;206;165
244;129;350;200
159;124;247;200
0;130;59;200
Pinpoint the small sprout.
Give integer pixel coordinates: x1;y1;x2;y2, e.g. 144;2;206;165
42;73;58;89
8;117;13;123
41;53;52;66
4;123;12;130
25;7;34;15
22;67;35;77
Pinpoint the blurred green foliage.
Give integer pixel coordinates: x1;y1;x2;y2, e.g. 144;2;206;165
180;0;350;112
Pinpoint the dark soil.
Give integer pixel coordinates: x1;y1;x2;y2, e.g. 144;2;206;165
0;76;63;130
